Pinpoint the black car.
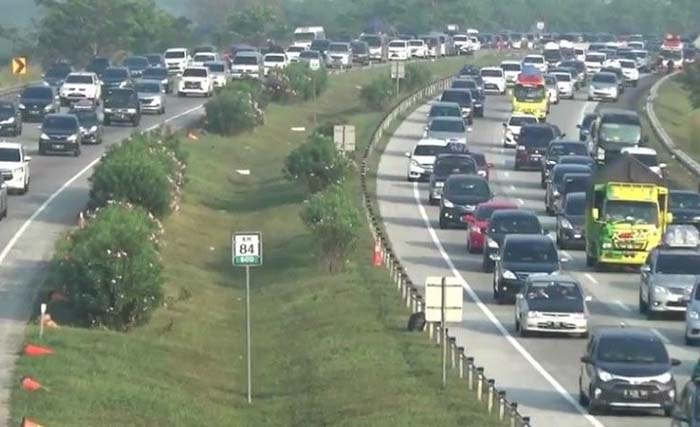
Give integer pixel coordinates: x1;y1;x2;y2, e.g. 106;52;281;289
670;379;700;426
515;123;563;170
427;102;463;121
144;54;166;68
540;139;588;188
491;234;562;303
451;78;479;92
141;67;171;93
101;67;132;95
459;64;480;77
579;327;679;415
72;105;103;144
545;164;591;215
122;56;150;78
482;209;543;272
428;153;478;205
439;174;492;229
440;89;474;124
467;88;485;117
42;62;72;87
0;101;22;136
18;85;60;122
577;113;598;141
350;41;370;65
39;113;82;156
557;192;586;249
86;57;111;78
103;88;141;127
669;190;700;229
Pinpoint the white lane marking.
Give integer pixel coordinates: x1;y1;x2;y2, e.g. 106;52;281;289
516;198;524;206
584;273;599;285
652;328;671;344
561;250;572;260
613;300;632;313
504;171;510;178
411;182;606;427
508;184;516;192
0;103;205;266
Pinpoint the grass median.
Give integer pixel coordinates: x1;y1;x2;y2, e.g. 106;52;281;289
0;66;40;89
12;55;509;426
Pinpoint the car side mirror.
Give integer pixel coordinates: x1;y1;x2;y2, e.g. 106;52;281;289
561;132;566;137
640;265;651;274
487;162;494;168
585;296;593;302
576;124;581;129
424;125;429;131
489;253;501;261
463;214;474;223
659;163;667;169
404;151;411;158
671;358;681;366
502;123;507;128
25;156;32;162
467;127;473;133
591;208;599;220
667;212;674;223
37;125;42;131
580;356;593;364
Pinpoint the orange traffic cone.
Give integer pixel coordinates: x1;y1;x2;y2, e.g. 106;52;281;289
20;376;47;392
187;130;199;141
20;417;45;427
372;239;384;267
23;344;54;357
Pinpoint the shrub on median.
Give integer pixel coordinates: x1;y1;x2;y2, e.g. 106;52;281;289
205;86;265;135
52;203;164;330
360;75;395;110
284;63;328;101
284;133;351;193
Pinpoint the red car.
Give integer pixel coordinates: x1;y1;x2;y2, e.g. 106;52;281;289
464;200;519;253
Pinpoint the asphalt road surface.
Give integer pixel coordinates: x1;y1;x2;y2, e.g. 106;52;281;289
376;74;696;427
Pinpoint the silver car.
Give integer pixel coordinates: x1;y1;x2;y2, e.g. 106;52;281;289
424;116;471;144
587;72;619;102
515;273;590;338
640;246;700;320
134;80;166;114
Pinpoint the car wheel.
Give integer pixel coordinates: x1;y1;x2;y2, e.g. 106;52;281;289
519;323;529;337
638;289;648;314
514;162;520;171
38;146;46;156
483;258;494;273
73;146;81;157
439;217;447;229
647;309;657;321
540;175;546;189
579;331;589;339
578;381;589;406
514;317;520;331
585;250;594;267
428;196;437;206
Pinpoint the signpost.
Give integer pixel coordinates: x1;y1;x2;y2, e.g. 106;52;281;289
11;57;27;76
333;125;356;152
425;276;463;388
232;231;263;404
391;61;405;96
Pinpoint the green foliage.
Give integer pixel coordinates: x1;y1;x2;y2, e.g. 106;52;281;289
52;203;164;330
205;87;265;135
679;63;700;110
282;63;329;102
403;63;432;92
284;133;351;193
360;75;395;111
89;133;186;218
264;68;295;102
225;4;288;46
300;184;361;272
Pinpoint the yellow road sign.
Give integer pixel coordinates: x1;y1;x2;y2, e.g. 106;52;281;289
11;57;27;75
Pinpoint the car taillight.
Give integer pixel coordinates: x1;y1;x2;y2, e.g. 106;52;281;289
517;145;526;151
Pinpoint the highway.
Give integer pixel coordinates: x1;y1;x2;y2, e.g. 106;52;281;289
376;73;696;427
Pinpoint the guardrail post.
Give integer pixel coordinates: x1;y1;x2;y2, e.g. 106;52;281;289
396;267;402;290
434;322;442;346
498;390;507;420
457;347;465;378
415;295;423;313
410;290;418;313
476;367;484;401
510;403;518;427
487;379;495;414
466;357;475;390
449;337;457;369
405;285;413;308
427;321;434;339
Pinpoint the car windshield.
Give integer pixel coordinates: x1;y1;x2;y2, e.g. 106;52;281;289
74;111;98;127
514;85;545;101
441;91;471;104
146;55;162;64
430;120;465;133
124;58;148;68
43;116;77;131
194;54;215;62
104;68;128;79
521;127;555;147
481;69;502;77
414;145;447;156
503;240;558;263
661;50;682;61
22;87;52;99
388;41;406;48
501;63;521;71
565;196;586;215
452;80;476;89
526;281;583;302
265;55;286;62
287;46;305;53
592;73;616;84
509;116;538;127
183;68;207;77
524;56;544;64
207;63;226;73
597;336;668;364
299;51;319;59
65;75;93;84
329;44;349;53
430;106;460;117
553;73;571;82
475;205;509;221
586;54;605;62
549;143;587;156
544;51;562;62
0;148;20;162
142;68;167;79
90;58;109;67
445;179;489;197
351;43;367;53
492;215;541;234
582;114;597;128
294;32;316;42
435;159;476;176
620;60;636;68
45;67;69;78
165;51;186;59
670;192;700;210
408;41;423;47
655;254;700;275
233;56;258;65
604;201;658;225
629;153;658;167
600;123;641;145
105;90;133;106
135;82;161;93
360;35;381;47
562;176;590;193
0;103;13;113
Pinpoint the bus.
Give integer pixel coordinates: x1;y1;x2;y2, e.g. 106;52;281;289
512;73;548;120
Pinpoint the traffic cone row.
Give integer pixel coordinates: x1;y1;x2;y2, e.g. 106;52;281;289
20;376;47;392
21;418;45;427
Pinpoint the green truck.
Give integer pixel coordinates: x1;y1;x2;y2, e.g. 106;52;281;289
585;155;672;270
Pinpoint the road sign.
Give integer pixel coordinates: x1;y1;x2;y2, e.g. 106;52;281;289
391;61;405;79
11;57;27;75
232;232;263;267
425;276;463;322
536;21;545;31
333;125;356;152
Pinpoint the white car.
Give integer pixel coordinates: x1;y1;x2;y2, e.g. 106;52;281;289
616;59;640;86
550;71;575;99
263;53;289;75
584;52;606;74
502;114;538;148
177;67;214;97
587;72;619;102
326;43;352;68
191;52;219;68
405;138;451;181
164;48;190;75
514;273;590;338
480;67;506;94
408;39;428;58
388;40;409;61
522;55;547;73
545;74;560;104
0;141;30;194
574;47;586;62
621;147;666;178
59;72;101;106
298;50;323;70
205;61;229;88
469;36;481;51
500;61;522;86
231;52;263;79
286;46;306;62
452;34;471;54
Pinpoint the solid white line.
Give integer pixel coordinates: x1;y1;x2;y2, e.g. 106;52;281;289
509;184;516;192
516;198;524;206
0;103;205;267
614;300;632;313
652;328;671;344
560;250;572;260
504;171;510;178
584;273;599;285
411;182;606;427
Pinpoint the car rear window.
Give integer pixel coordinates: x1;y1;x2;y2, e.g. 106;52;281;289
521;127;556;147
596;335;668;364
414;145;447;156
491;215;541;234
503;239;558;263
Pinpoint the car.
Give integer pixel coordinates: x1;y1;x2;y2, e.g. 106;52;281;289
521;54;547;73
134;80;166;115
669;378;700;425
141;67;171;93
71;102;103;144
309;39;331;57
577;113;598;141
205;61;229;89
103;88;141;127
350;41;371;65
544;74;559;105
193;45;216;55
101;67;132;94
451;78;479;92
557;192;587;249
164;48;191;75
515;273;590;337
440;89;475;124
584;51;606;74
558;60;587;86
545;164;592;215
540;139;589;188
428;153;479;205
285;45;306;63
620;147;665;178
424;116;470;144
464;200;519;253
439;174;492;229
85;57;111;78
490;234;563;304
144;53;166;68
631;49;650;71
482;209;543;272
262;53;289;74
480;67;506;94
600;66;626;92
327;43;352;68
467;88;485;118
42;62;72;87
405;138;451;181
588;72;619;102
560;173;592;211
427;101;463;121
18;85;60;122
502;114;538;148
515;123;563;171
191;52;219;68
550;71;575;99
122;56;150;78
38;113;82;157
500;60;522;86
616;59;640;86
231;51;264;78
0;101;22;136
557;155;596;168
407;39;428;58
670;190;700;228
578;327;679;415
0;142;30;194
388;39;409;60
298;50;323;70
59;72;101;106
178;67;214;97
468;151;492;180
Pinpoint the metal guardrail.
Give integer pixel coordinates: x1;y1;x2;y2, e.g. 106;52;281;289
645;72;700;180
358;64;533;427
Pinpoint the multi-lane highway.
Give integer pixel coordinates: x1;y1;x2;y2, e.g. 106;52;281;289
377;73;695;427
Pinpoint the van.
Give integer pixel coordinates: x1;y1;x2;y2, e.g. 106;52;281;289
293;26;326;49
231;52;263;79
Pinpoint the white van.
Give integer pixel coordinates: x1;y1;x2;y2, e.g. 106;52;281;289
292;26;326;49
388;40;409;61
231;52;263;79
164;48;190;75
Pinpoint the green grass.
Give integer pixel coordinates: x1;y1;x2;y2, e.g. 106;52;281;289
0;66;41;89
12;56;509;427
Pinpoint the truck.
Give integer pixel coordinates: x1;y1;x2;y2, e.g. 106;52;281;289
589;109;644;164
585;155;672;270
512;72;548;120
659;34;684;70
543;42;562;67
292;26;326;49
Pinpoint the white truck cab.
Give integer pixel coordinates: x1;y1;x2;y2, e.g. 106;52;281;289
59;72;101;106
231;52;263;79
292;26;326;49
164;48;190;75
388;40;409;61
263;53;289;75
192;52;219;67
178;67;214;97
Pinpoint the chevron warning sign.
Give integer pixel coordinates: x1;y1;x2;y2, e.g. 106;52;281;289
12;57;27;75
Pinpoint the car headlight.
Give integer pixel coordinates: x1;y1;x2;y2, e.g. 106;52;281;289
127;108;137;114
653;372;673;383
553;190;560;198
104;108;113;113
597;368;614;382
67;134;78;142
689;310;700;320
527;311;542;318
161;79;168;85
90;125;98;133
487;238;499;249
40;133;50;140
652;285;668;296
601;242;612;249
44;104;52;111
546;160;556;165
597;147;605;160
561;218;573;229
443;199;454;208
571;312;586;319
13;167;23;175
0;117;15;124
477;170;486;177
435;182;444;188
18;103;25;109
410;159;421;168
502;270;517;280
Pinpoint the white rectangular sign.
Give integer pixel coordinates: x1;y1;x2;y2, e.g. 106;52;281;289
425;276;463;323
333;125;356;152
391;61;405;79
232;232;263;267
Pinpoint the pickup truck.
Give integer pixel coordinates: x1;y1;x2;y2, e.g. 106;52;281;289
59;72;101;106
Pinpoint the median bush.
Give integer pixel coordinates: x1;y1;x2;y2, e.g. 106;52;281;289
284;63;329;101
403;63;432;91
284;133;351;193
205;87;265;135
51;203;164;331
360;75;395;110
300;184;361;273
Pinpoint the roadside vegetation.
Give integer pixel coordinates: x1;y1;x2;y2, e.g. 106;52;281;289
654;71;700;157
12;54;509;426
